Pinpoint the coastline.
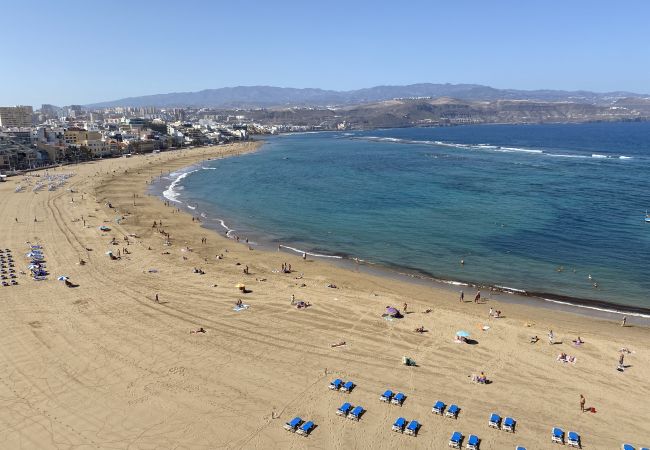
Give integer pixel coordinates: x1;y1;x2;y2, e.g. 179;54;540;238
1;142;648;448
151;142;650;325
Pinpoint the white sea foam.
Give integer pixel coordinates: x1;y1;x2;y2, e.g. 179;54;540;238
358;136;634;161
541;298;650;318
187;205;196;210
279;244;343;259
163;170;197;203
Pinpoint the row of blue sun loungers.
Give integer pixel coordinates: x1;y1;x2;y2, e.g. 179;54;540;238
283;417;315;436
448;431;480;449
336;402;364;420
323;380;594;448
329;378;355;393
552;427;582;447
622;445;650;450
392;417;420;436
488;413;516;432
432;401;460;419
380;390;406;406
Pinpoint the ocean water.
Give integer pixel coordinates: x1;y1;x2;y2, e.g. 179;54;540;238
160;122;650;313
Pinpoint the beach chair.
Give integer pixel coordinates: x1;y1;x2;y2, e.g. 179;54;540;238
449;431;463;448
433;400;446;415
405;420;419;436
391;392;406;406
446;404;460;419
392;417;406;433
567;431;581;448
380;390;393;402
466;434;480;450
488;413;501;429
284;417;302;432
329;379;343;390
340;381;354;393
503;417;516;432
552;427;564;444
336;402;352;416
296;420;314;436
621;446;634;450
515;447;527;450
348;406;364;421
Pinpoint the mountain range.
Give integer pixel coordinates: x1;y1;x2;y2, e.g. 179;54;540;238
86;83;648;109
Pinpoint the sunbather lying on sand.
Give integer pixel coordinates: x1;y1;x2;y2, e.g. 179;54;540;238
190;327;206;334
330;341;346;348
530;336;539;343
414;326;425;333
557;353;577;363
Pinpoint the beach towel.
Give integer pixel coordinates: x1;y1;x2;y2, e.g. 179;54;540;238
233;304;250;312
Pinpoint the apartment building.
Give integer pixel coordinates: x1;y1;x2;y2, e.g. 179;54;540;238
0;106;34;128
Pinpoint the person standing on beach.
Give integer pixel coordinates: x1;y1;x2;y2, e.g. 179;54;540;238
155;293;159;303
548;330;554;344
618;353;625;369
621;316;627;327
459;290;464;302
580;394;585;412
403;303;408;313
474;290;481;303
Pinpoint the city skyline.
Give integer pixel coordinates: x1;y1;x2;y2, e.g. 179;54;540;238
2;0;650;106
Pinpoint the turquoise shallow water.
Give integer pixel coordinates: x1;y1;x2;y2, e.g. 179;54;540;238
161;122;650;313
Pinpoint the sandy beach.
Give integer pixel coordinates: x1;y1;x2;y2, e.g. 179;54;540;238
0;142;648;449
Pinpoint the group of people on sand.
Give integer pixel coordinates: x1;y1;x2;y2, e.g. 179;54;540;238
281;263;292;273
488;307;502;318
193;267;205;274
471;372;489;384
290;294;311;309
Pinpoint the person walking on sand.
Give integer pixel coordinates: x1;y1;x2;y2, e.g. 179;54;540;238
621;316;627;327
403;303;408;313
618;353;625;370
548;330;555;344
459;290;464;302
474;290;481;303
488;307;494;318
155;293;159;303
580;394;586;412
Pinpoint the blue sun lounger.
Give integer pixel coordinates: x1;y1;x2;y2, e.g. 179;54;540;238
432;400;446;415
552;427;564;444
340;381;354;393
284;417;302;432
446;404;460;419
336;402;352;416
348;405;364;421
297;420;314;436
329;379;342;390
489;413;501;429
503;417;516;432
568;431;581;448
392;417;406;433
381;390;393;402
449;431;463;448
516;447;527;450
405;420;419;436
392;392;406;406
467;434;480;449
621;446;635;450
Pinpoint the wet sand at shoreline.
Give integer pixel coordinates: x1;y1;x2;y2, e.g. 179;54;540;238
0;143;648;449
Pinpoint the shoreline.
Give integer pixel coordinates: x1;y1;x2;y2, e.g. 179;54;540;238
2;142;648;448
150;142;650;325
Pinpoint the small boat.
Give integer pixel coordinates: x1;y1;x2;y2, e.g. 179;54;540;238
646;211;650;223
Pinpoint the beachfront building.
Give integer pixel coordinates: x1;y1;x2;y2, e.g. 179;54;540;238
0;106;34;128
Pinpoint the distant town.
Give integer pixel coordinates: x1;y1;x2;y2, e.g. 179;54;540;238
2;90;649;174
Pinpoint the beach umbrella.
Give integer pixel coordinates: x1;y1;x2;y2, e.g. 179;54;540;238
456;330;471;338
386;306;399;316
57;276;69;281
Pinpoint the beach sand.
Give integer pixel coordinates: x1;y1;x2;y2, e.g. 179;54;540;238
0;143;648;449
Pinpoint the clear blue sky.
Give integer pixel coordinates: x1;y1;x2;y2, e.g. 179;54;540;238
2;0;649;106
